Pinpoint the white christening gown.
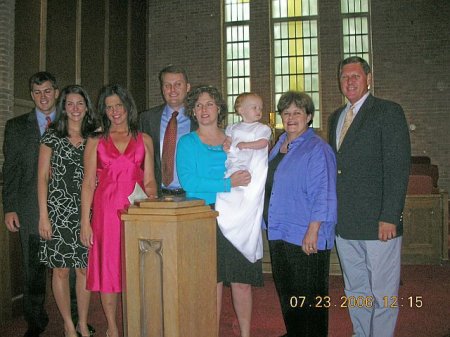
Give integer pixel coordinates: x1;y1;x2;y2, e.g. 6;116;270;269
216;121;272;262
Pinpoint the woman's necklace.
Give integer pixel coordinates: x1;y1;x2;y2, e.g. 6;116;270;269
280;139;290;153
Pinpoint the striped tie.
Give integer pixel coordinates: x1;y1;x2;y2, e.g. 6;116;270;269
45;116;52;130
338;106;354;149
162;111;179;186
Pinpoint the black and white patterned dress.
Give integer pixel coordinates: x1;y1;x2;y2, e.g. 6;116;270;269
39;129;88;268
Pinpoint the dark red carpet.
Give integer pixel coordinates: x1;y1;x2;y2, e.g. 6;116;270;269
0;265;449;336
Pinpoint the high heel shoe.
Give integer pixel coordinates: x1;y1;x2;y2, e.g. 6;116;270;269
76;323;95;337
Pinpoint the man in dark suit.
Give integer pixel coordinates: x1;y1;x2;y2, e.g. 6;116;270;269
3;72;59;337
328;57;410;337
139;65;196;196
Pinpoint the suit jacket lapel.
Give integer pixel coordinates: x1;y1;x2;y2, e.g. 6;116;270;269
154;105;164;146
27;109;41;140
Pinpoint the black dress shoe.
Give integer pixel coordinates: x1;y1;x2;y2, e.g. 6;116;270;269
73;315;96;334
75;323;96;336
23;327;44;337
87;324;95;335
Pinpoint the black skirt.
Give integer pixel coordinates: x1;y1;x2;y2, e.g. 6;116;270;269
216;225;264;287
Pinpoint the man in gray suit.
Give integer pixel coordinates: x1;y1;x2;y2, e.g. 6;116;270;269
139;65;195;196
328;57;410;337
3;72;59;337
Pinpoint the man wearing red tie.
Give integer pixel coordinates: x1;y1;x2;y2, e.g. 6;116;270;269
139;65;196;196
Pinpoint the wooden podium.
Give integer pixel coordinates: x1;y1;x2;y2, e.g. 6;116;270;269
121;197;218;337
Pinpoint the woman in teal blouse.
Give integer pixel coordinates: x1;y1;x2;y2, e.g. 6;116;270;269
176;85;260;337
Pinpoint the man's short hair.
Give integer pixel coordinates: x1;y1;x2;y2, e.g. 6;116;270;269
158;65;189;87
337;56;371;79
29;71;58;92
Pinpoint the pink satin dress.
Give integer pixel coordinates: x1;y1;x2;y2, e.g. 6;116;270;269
86;133;145;292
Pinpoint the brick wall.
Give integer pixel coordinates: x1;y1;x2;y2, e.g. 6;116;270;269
1;0;449;192
0;0;15;166
146;1;222;107
144;1;450;193
370;0;450;192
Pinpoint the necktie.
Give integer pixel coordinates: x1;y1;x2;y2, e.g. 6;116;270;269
162;111;179;186
338;106;354;149
45;116;52;130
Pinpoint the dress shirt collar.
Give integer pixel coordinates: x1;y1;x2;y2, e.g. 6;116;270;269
36;108;56;119
270;127;314;161
283;127;314;150
163;105;187;119
346;92;370;116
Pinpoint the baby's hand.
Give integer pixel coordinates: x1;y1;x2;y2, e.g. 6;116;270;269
237;142;246;150
223;136;232;152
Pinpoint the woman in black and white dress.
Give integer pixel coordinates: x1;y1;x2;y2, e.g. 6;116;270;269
37;85;97;337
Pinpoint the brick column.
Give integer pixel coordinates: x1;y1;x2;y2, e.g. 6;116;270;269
0;0;15;167
0;0;14;324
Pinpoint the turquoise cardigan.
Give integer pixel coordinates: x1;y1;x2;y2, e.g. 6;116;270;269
176;131;231;205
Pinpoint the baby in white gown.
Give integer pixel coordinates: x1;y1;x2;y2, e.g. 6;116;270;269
216;93;272;263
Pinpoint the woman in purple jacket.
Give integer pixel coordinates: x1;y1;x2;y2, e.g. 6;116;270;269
264;91;337;337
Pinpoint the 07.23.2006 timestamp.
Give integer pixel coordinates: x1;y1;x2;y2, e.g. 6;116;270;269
289;295;423;308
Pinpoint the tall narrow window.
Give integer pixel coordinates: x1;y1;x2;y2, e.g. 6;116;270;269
225;0;251;125
272;0;320;128
341;0;371;62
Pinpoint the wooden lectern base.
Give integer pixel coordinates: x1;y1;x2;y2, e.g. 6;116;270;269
121;197;218;337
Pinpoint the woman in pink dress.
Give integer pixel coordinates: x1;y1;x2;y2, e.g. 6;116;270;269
80;84;157;337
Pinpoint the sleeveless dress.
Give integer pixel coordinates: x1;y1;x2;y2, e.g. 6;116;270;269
216;122;272;263
39;130;88;268
86;133;145;293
